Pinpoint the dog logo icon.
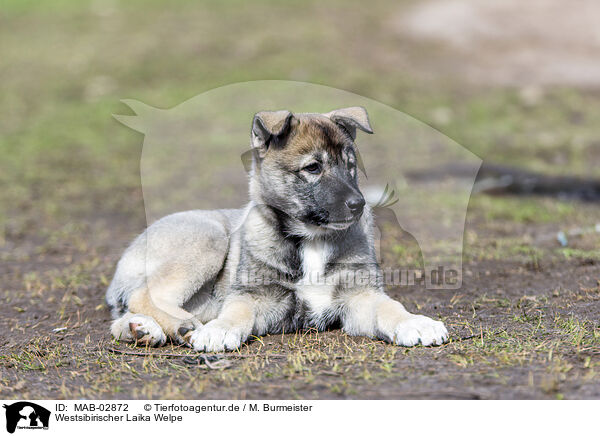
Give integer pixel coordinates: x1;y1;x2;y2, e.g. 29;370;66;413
2;402;50;433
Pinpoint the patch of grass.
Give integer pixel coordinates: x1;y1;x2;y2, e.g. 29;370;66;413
1;339;72;372
554;316;600;348
472;196;575;224
560;248;600;261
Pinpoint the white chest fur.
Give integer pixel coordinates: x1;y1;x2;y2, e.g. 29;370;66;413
296;240;335;315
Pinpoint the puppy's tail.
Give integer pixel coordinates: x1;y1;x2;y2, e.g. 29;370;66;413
106;272;145;319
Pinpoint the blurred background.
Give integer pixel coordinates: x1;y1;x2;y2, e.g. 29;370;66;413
2;0;599;243
1;0;599;399
3;0;600;240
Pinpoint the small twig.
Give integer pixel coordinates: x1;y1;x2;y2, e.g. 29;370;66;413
106;346;196;358
450;334;479;342
105;346;287;360
398;390;484;400
320;370;342;377
182;355;233;370
26;314;51;330
106;346;233;370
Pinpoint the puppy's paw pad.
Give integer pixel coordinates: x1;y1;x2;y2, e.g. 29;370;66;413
128;315;166;347
394;315;448;347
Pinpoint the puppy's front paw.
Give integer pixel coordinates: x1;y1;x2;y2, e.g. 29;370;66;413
128;315;167;347
390;315;448;347
188;320;245;352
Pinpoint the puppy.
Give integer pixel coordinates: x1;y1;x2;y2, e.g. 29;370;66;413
106;107;448;351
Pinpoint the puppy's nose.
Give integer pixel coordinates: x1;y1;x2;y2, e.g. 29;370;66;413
346;195;365;216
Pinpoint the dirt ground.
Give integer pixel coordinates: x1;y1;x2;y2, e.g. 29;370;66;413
2;179;599;400
1;0;599;400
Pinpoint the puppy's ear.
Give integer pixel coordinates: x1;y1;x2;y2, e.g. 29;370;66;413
251;110;294;154
240;149;253;174
325;106;373;139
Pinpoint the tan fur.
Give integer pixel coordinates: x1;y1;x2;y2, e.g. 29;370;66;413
342;291;411;337
214;295;256;330
186;295;256;352
128;285;197;337
374;294;412;334
106;107;448;351
277;116;349;162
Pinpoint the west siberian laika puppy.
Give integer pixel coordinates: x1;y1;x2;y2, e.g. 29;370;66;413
106;107;448;351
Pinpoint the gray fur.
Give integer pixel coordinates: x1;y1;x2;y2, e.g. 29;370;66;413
106;108;448;351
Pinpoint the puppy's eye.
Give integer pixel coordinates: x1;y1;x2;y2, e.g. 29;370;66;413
302;163;322;174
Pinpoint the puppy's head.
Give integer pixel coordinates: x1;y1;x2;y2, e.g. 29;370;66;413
248;107;373;235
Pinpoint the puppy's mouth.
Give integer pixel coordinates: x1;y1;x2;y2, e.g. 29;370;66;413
322;216;361;230
300;208;362;231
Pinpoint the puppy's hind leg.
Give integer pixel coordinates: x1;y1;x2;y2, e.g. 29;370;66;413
127;290;198;344
110;311;167;347
127;269;205;344
108;210;231;346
